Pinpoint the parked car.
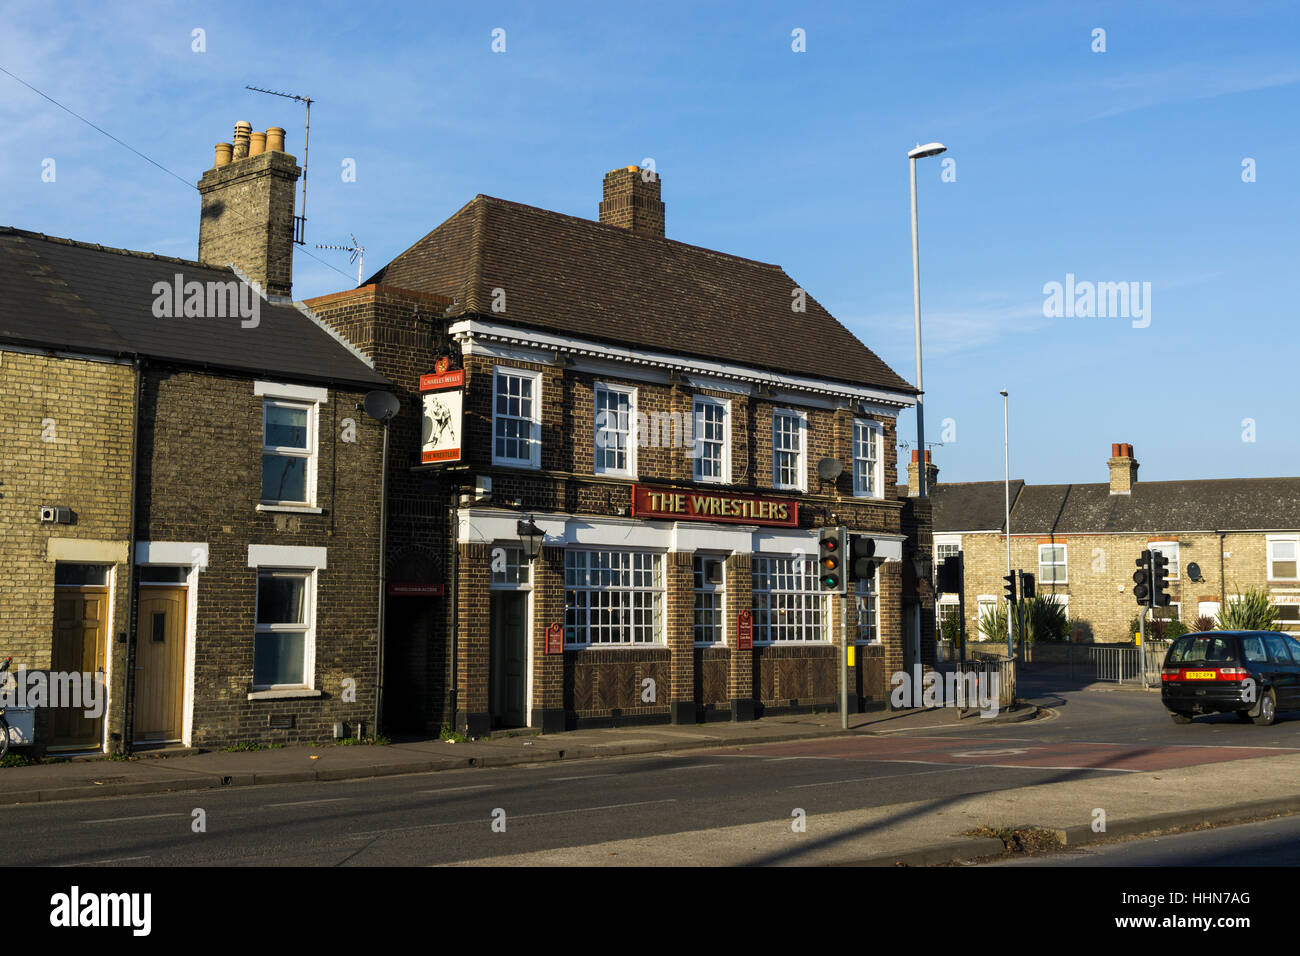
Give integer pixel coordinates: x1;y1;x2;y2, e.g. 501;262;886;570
1161;630;1300;725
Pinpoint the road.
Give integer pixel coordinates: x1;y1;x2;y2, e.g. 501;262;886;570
5;673;1299;866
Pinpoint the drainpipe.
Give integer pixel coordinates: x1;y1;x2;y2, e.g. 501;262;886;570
373;419;389;738
1219;531;1226;608
121;356;144;755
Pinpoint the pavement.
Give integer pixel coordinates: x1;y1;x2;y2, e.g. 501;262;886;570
0;704;1033;807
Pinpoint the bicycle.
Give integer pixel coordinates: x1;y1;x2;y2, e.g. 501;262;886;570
0;657;12;760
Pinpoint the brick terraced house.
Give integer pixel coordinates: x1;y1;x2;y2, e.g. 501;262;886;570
308;166;930;736
0;122;390;753
929;443;1300;644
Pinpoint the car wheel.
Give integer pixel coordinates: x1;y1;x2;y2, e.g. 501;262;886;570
1170;712;1194;724
1251;690;1278;727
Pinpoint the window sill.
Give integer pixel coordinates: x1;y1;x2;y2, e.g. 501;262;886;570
564;644;668;651
248;688;322;701
257;504;324;514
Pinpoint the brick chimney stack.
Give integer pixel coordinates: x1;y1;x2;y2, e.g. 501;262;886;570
907;449;939;498
599;165;665;238
198;122;300;298
1108;442;1138;495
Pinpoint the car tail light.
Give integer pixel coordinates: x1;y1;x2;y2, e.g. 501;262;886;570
1217;667;1250;680
1161;668;1181;682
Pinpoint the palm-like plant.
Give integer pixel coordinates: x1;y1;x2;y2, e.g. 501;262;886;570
1020;595;1069;642
1219;587;1278;631
978;602;1008;642
1191;614;1217;633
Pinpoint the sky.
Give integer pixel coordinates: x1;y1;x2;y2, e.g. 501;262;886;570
2;0;1297;487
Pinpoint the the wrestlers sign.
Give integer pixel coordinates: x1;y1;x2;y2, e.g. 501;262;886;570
631;485;798;527
420;360;464;464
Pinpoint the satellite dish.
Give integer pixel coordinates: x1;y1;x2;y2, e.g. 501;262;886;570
363;390;400;422
817;457;843;482
1187;562;1202;582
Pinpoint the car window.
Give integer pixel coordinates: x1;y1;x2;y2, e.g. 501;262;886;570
1242;636;1269;663
1265;635;1295;664
1288;636;1300;659
1170;635;1237;663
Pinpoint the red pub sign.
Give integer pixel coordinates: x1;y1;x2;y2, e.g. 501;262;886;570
630;485;798;527
736;610;753;650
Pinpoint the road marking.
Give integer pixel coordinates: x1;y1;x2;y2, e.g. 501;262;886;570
949;748;1031;757
265;797;350;808
348;799;678;838
79;812;186;825
550;773;617;782
417;785;493;794
57;856;152;867
653;763;723;772
785;766;974;789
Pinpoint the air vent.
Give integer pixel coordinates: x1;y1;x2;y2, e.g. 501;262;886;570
268;714;295;730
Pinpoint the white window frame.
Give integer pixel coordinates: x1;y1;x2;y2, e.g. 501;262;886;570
492;366;543;469
692;395;731;484
260;398;318;507
752;552;829;644
693;553;727;646
1268;535;1299;581
489;545;532;589
1152;601;1180;623
252;567;316;692
772;409;807;492
1149;541;1180;581
1038;543;1068;585
563;548;665;647
855;570;881;644
593;381;637;478
976;595;997;641
852;418;884;499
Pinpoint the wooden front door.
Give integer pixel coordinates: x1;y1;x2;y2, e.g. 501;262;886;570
134;586;187;742
50;587;109;750
490;592;527;728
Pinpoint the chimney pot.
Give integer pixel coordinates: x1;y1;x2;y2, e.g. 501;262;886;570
249;131;266;157
214;142;233;168
1108;443;1138;494
232;121;252;160
265;127;286;153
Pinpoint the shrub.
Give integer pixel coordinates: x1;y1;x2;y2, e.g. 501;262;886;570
940;612;962;646
979;602;1008;642
1192;614;1216;633
1019;595;1070;642
1219;587;1278;631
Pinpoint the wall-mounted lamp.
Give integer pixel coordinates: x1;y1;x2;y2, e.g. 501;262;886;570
517;517;545;562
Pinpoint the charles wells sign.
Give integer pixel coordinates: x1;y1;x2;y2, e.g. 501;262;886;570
420;360;464;464
631;486;798;527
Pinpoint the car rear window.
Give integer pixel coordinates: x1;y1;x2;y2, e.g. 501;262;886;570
1168;635;1239;664
1242;636;1268;663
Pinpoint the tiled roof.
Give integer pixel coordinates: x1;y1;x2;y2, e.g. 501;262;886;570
934;477;1300;534
931;480;1023;532
367;195;915;393
0;227;387;388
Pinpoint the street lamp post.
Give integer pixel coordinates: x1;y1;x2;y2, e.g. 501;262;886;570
1001;389;1014;657
908;141;946;498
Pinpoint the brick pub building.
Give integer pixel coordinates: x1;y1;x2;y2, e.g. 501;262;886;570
309;166;929;736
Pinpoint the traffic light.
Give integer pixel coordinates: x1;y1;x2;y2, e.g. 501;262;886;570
1151;551;1172;607
1019;571;1035;600
818;527;845;593
936;553;963;594
1133;550;1152;606
847;534;880;584
1003;572;1017;604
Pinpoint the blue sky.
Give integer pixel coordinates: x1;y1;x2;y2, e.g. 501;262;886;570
3;0;1297;486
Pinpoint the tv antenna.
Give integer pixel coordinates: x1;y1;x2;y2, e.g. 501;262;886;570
316;234;366;288
245;85;313;245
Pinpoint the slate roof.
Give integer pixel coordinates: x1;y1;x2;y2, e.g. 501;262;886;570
367;195;915;394
931;480;1024;532
0;227;387;388
934;477;1300;533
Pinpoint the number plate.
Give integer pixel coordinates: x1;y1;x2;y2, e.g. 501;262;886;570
1184;670;1217;680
